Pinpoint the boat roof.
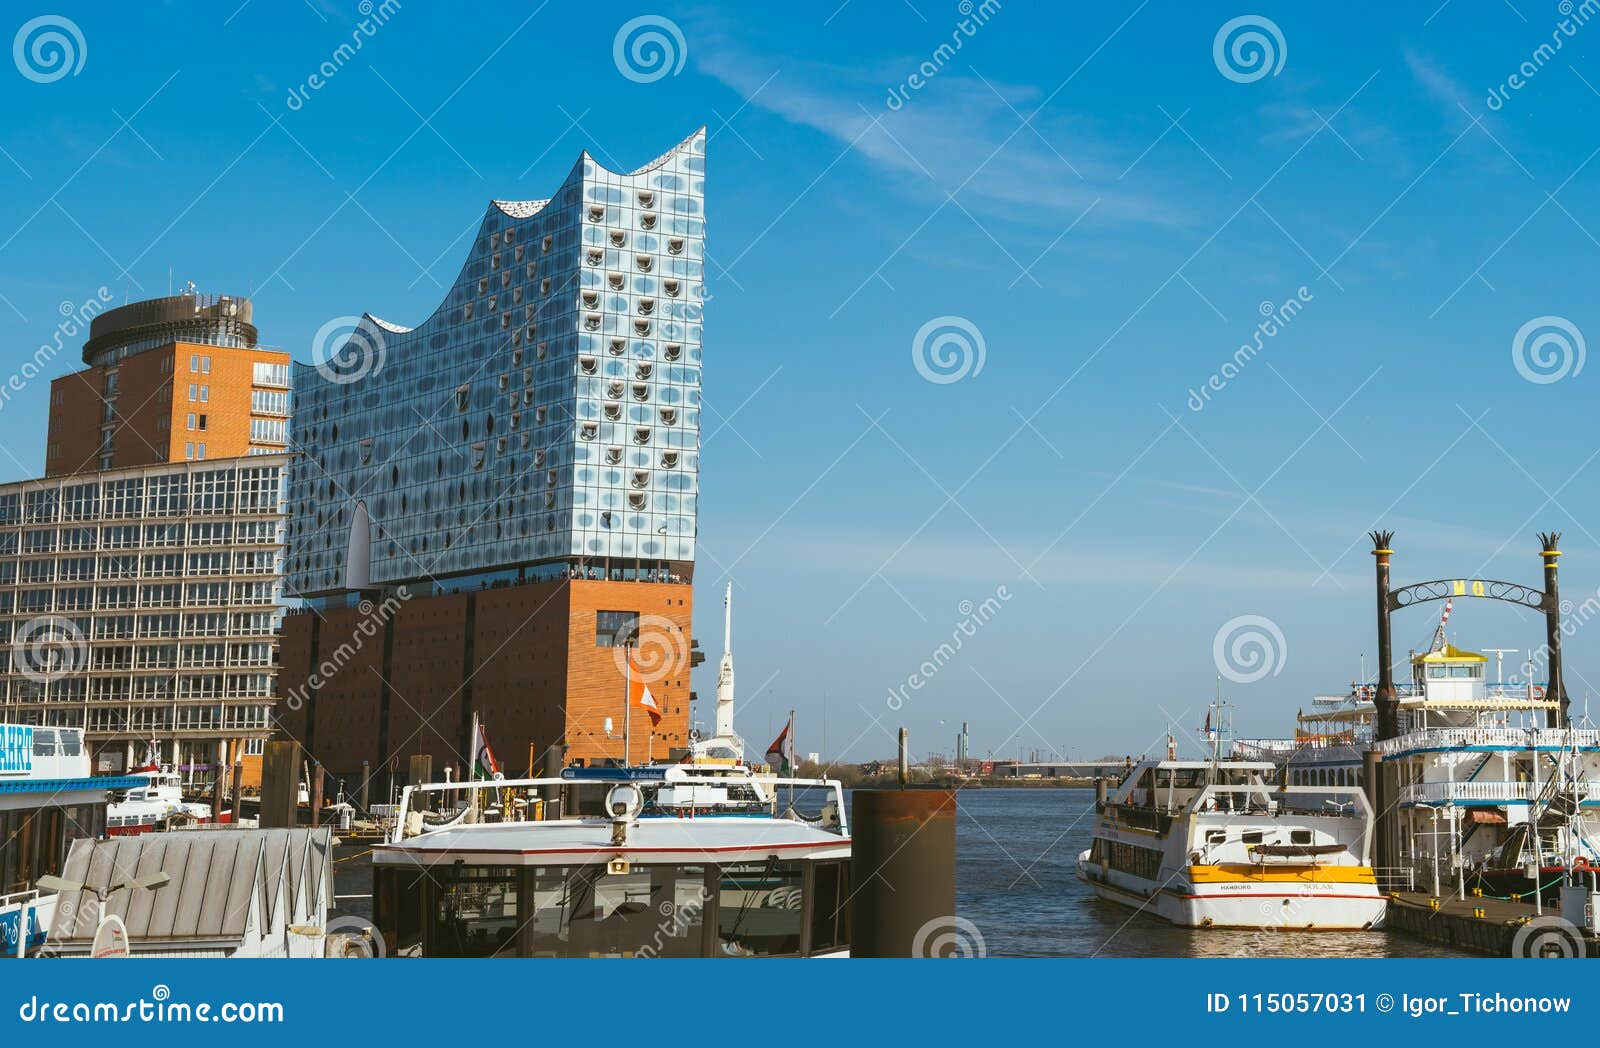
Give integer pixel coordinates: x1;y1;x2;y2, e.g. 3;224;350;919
1414;643;1487;663
374;816;848;865
1135;760;1276;771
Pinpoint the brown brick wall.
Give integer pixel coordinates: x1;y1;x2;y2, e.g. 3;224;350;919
46;367;107;475
274;578;695;780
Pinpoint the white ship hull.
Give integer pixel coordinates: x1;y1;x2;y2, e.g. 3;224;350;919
1077;856;1386;930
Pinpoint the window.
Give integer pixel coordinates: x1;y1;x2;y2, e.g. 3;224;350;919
188;384;197;402
198;414;207;431
595;610;638;647
249;418;288;444
252;362;290;388
199;385;209;403
187;413;195;431
431;866;520;958
717;862;803;956
808;861;849;954
185;442;194;460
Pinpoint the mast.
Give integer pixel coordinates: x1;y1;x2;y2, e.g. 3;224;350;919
715;583;735;740
623;640;632;767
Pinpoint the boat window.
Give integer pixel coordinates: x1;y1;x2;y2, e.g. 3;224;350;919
808;860;850;955
431;865;520;957
1204;830;1225;845
1290;829;1313;845
717;861;804;957
1241;831;1264;845
525;865;706;958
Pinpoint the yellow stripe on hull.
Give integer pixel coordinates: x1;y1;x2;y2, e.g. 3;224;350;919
1188;864;1377;885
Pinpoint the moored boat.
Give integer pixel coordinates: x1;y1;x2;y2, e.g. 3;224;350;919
371;762;851;957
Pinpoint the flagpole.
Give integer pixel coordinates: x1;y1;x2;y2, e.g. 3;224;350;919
623;639;632;768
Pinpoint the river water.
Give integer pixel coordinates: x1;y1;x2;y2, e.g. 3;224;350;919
955;788;1467;957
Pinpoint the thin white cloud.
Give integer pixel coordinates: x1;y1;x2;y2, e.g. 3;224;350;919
693;31;1185;227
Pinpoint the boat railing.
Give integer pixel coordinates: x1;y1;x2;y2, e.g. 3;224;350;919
390;773;848;844
1377;727;1600;757
1373;866;1417;893
1398;778;1600;806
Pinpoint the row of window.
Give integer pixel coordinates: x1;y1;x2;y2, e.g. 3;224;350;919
0;521;277;553
0;611;277;639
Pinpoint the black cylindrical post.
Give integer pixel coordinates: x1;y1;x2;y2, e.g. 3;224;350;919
851;789;958;956
1540;533;1569;727
359;759;371;812
1094;777;1108;812
1371;531;1399;741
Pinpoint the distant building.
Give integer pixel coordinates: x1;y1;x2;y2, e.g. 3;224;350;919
47;291;291;475
0;454;287;776
277;130;706;783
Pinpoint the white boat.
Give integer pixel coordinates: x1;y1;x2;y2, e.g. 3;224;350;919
1249;619;1600;901
1076;709;1384;930
371;762;850;957
105;765;214;835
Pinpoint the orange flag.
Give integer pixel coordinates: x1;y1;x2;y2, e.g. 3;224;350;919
630;663;663;727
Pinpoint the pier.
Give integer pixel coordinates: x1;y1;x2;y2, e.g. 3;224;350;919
1386;891;1594;957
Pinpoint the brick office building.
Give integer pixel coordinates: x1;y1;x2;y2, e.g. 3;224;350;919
47;291;291;475
277;130;707;785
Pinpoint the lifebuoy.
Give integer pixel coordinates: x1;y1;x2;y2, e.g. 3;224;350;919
1574;857;1592;872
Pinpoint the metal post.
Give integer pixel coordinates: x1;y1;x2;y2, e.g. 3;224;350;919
850;789;957;956
1540;532;1569;727
260;740;301;829
310;763;325;827
359;760;370;813
1371;531;1399;741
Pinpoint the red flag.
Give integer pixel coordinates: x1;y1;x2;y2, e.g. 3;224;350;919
765;715;793;775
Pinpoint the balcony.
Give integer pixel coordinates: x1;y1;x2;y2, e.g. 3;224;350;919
1398;779;1600;806
1378;727;1600;758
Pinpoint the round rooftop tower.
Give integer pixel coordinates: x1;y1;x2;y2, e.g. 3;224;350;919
82;289;256;367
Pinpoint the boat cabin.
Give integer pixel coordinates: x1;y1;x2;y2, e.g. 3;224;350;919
372;766;851;958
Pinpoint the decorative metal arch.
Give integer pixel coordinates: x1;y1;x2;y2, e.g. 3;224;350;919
1387;577;1549;614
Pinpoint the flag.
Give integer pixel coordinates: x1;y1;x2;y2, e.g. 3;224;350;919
629;660;663;727
470;713;501;780
766;714;794;775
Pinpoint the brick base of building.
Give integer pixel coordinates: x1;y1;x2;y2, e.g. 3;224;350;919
275;578;694;792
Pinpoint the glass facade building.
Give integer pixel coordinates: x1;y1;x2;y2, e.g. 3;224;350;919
0;456;288;768
285;130;705;597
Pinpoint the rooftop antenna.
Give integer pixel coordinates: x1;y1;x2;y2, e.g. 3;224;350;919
1484;649;1518;688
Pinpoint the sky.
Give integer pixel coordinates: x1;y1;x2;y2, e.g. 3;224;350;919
0;0;1598;763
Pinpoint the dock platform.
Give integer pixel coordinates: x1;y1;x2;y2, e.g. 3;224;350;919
1386;891;1592;956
